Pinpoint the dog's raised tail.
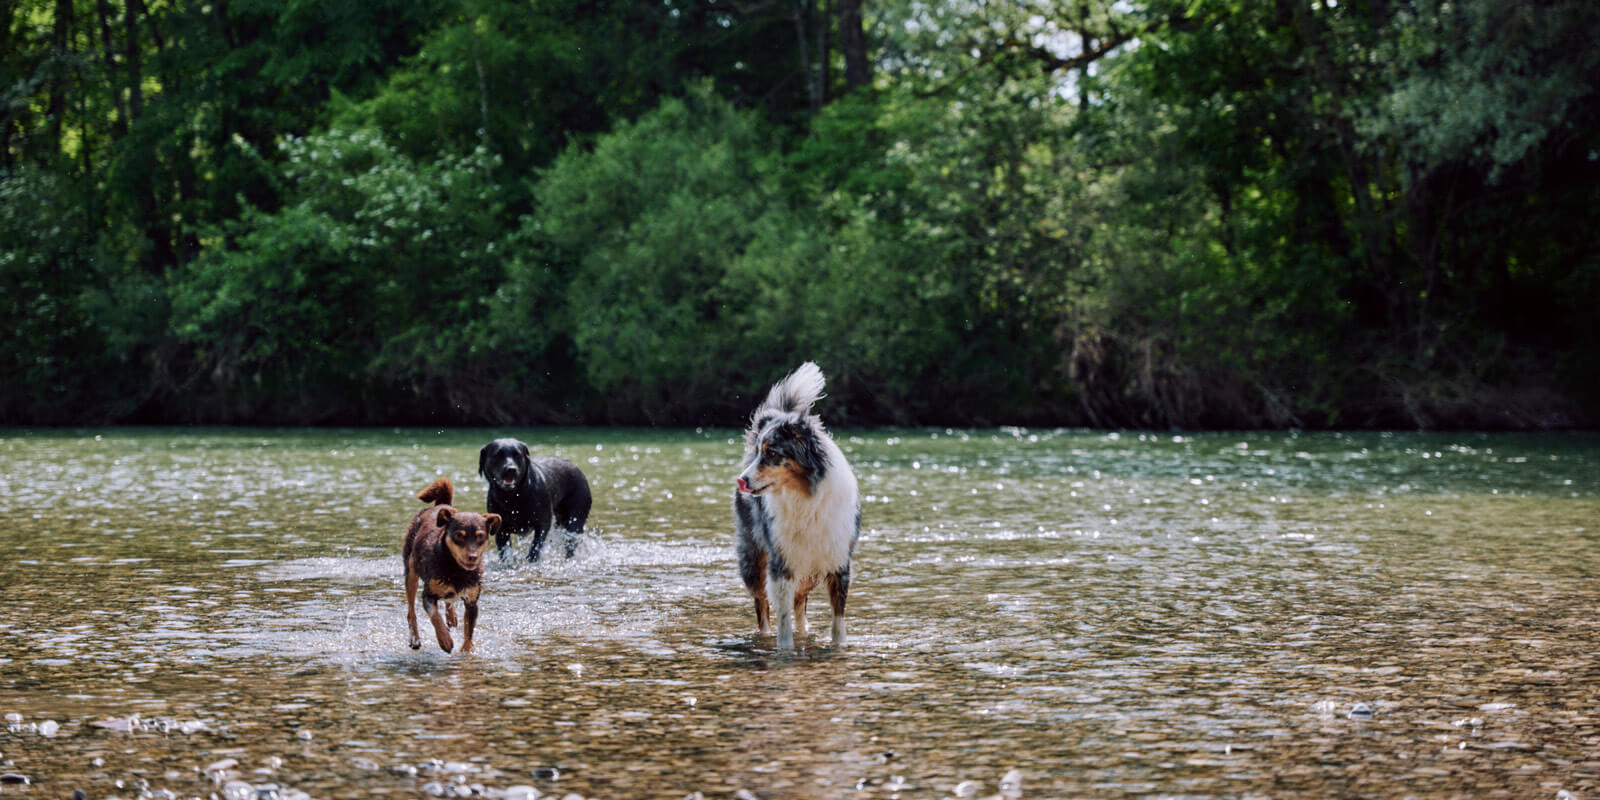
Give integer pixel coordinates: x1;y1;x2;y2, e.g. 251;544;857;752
416;477;454;506
760;361;826;416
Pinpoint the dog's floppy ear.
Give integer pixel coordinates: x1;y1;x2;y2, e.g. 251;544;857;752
483;513;502;536
515;440;531;470
478;444;492;479
435;507;455;527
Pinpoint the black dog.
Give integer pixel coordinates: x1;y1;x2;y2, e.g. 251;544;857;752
479;438;592;561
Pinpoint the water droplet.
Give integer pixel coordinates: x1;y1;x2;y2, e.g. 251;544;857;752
38;720;58;737
953;780;981;797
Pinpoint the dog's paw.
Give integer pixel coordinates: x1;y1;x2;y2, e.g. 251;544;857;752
409;640;422;650
458;640;474;655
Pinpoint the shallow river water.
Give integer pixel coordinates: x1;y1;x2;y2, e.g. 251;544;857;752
1;427;1597;799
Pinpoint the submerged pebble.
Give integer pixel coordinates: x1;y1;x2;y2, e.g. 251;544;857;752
531;767;560;780
1000;768;1023;797
1347;703;1374;720
222;779;256;800
39;720;59;737
251;782;312;800
206;758;241;774
1;773;30;785
92;715;140;732
953;779;981;797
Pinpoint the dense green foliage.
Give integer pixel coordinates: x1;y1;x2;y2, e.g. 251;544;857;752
3;0;1596;427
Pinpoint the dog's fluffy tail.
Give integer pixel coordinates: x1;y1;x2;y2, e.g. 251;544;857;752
759;361;826;417
416;477;454;506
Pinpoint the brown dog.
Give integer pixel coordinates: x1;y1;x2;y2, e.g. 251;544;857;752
403;477;501;653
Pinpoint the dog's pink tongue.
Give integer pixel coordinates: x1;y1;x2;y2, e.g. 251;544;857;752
736;477;752;494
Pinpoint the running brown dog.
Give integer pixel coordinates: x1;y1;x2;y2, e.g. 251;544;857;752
403;477;501;654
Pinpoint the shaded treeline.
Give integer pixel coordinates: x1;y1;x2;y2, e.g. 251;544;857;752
3;0;1596;428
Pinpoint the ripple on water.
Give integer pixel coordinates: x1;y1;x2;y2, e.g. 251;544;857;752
0;428;1597;799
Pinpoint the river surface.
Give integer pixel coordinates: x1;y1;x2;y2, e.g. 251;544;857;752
1;427;1597;799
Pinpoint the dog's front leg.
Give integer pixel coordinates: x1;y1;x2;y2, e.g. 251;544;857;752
459;598;478;654
769;573;796;650
527;524;549;563
405;569;422;650
423;595;454;653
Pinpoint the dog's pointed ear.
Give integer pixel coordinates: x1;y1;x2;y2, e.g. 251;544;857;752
435;507;455;528
484;513;502;536
478;444;492;479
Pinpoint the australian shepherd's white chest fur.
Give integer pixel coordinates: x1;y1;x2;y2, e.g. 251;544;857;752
733;362;861;650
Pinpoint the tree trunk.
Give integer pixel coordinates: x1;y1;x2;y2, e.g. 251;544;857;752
792;0;820;112
818;0;831;106
836;0;869;92
48;0;76;151
126;0;145;121
96;0;131;138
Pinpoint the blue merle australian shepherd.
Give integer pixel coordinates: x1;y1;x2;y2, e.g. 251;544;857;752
734;362;861;650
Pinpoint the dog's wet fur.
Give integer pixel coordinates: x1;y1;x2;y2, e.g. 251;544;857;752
734;362;861;650
403;477;500;654
479;438;592;562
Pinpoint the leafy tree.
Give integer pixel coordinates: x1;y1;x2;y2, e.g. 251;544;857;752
169;129;531;423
